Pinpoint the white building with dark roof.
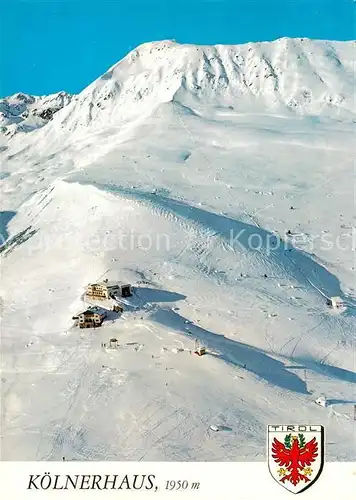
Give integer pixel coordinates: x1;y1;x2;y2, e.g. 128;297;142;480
74;306;107;328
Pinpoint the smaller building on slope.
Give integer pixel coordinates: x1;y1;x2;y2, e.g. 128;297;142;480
75;306;107;328
326;296;343;309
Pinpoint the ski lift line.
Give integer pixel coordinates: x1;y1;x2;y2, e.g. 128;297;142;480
242;210;262;228
284;253;329;301
243;209;336;304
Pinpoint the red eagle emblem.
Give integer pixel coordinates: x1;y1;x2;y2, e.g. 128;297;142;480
271;433;318;486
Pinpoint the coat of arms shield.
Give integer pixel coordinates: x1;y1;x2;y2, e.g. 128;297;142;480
267;425;324;494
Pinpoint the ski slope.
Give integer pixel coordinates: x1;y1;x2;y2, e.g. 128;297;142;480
0;38;355;461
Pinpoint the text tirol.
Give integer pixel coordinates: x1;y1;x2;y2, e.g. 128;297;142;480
269;425;322;432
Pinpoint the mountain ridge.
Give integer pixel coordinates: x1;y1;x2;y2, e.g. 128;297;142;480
1;37;355;142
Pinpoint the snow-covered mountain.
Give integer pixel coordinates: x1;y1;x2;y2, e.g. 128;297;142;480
65;37;355;128
1;39;355;462
0;91;73;137
2;38;355;142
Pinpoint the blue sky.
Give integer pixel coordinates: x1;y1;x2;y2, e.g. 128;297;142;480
0;0;354;96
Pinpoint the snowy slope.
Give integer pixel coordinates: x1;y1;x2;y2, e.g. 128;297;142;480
0;38;355;461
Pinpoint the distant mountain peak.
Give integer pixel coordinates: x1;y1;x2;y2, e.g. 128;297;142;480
0;91;74;138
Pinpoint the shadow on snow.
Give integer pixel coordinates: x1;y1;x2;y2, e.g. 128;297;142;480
76;181;356;314
152;308;310;395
